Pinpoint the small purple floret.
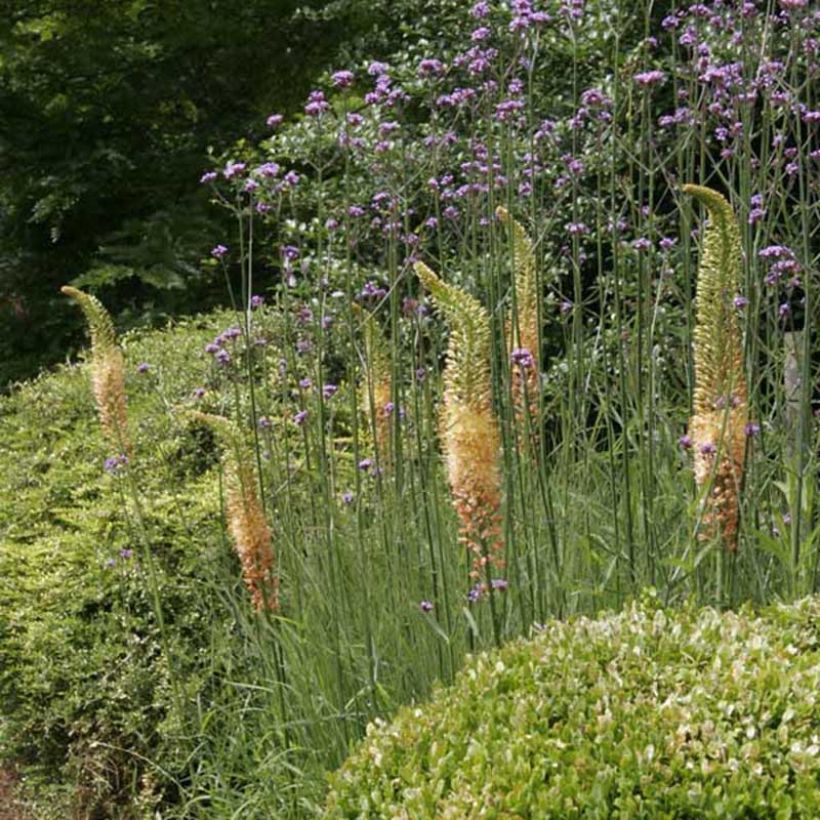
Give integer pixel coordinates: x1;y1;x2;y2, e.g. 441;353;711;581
510;348;534;368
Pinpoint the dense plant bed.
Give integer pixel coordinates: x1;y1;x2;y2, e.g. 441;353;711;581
327;595;820;818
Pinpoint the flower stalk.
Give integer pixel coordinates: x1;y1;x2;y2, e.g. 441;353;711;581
185;411;279;611
415;261;503;581
61;286;131;455
496;206;541;440
683;184;748;551
359;307;393;469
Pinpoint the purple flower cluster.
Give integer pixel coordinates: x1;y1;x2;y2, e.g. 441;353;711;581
104;453;129;475
204;326;243;366
510;347;534;368
305;90;330;117
634;70;666;87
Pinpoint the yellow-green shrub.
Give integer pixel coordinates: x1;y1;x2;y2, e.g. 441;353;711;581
326;594;820;818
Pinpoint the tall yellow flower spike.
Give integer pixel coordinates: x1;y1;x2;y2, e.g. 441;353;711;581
415;261;503;580
61;286;131;454
185;411;279;612
496;206;540;436
359;307;393;468
683;184;748;551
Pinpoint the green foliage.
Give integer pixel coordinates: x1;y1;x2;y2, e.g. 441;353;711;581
0;0;404;387
326;595;820;818
0;312;237;813
1;0;818;814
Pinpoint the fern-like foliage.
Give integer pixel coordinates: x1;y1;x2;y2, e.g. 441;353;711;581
415;261;493;414
61;285;130;452
683;184;748;551
183;410;278;611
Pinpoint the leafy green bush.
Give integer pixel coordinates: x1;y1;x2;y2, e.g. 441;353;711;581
0;311;253;813
326;594;820;818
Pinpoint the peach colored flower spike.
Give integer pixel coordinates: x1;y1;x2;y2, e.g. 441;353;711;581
61;286;131;455
185;411;279;612
415;261;504;581
683;184;749;551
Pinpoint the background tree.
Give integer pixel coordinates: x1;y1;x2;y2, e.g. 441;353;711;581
0;0;394;387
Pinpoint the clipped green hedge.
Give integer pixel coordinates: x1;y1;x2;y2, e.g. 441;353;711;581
326;595;820;818
0;311;245;812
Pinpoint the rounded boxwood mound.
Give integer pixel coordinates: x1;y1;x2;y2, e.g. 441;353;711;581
326;595;819;818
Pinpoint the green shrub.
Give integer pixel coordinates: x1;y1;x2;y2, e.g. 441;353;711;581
0;311;251;813
326;594;820;818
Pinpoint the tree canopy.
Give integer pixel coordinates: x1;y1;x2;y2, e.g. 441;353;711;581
0;0;389;386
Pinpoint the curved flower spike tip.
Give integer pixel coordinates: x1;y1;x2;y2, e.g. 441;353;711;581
183;410;279;612
414;261;503;578
61;286;130;454
682;185;748;551
496;206;541;440
357;305;393;469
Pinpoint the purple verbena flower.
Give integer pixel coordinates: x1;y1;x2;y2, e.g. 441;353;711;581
470;2;489;18
223;161;246;179
331;70;354;88
511;347;534;368
281;245;300;262
367;61;389;76
283;170;300;188
211;244;228;259
104;454;129;474
305;90;329;116
418;58;444;77
634;70;666;86
759;245;793;259
256;162;280;179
